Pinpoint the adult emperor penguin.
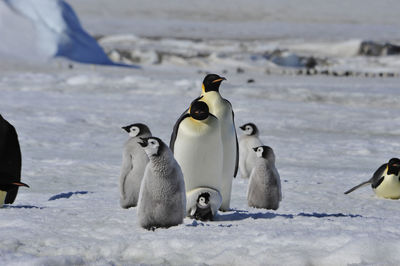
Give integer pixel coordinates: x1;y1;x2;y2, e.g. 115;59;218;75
119;123;152;209
0;182;29;208
0;114;28;206
239;123;263;179
137;137;186;230
344;158;400;199
247;146;282;210
170;99;223;220
200;74;238;211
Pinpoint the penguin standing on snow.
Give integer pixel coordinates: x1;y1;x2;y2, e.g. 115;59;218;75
137;137;186;230
170;99;223;220
0;114;29;207
247;146;282;210
200;74;238;211
239;123;263;179
344;158;400;199
119;123;152;209
0;182;29;208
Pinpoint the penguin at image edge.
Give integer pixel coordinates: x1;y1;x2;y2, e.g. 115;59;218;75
344;158;400;199
0;114;29;207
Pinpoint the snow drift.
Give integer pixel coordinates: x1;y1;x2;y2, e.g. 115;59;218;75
1;0;138;67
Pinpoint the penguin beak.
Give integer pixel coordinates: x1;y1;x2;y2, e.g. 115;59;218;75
138;137;148;148
211;77;226;83
253;148;258;152
12;182;29;188
239;125;246;130
122;126;130;132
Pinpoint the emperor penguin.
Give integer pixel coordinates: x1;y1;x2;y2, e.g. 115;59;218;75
170;99;223;220
0;182;29;208
344;158;400;199
200;74;238;211
247;146;282;210
239;123;263;179
137;137;186;230
119;123;152;209
0;114;27;205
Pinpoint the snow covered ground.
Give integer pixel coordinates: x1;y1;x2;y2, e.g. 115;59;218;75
1;0;400;265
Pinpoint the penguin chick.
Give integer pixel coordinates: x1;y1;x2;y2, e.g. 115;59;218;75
119;123;152;209
189;192;214;221
344;158;400;199
247;146;282;210
200;74;238;211
0;182;29;207
0;114;24;204
239;123;263;179
137;137;186;230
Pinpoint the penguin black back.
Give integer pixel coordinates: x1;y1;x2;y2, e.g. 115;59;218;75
0;115;22;204
202;74;226;93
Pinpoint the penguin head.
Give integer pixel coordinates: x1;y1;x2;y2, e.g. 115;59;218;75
253;145;275;161
202;74;226;93
122;123;151;138
240;123;258;136
387;158;400;176
139;137;163;157
189;101;210;121
197;193;210;207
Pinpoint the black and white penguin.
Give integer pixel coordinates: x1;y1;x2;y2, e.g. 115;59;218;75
170;99;223;220
0;114;28;206
344;158;400;199
247;146;282;210
200;74;238;211
137;137;186;230
119;123;152;209
0;182;29;207
189;193;214;221
239;123;263;179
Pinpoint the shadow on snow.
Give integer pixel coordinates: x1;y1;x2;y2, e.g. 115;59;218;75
48;191;91;201
213;209;362;222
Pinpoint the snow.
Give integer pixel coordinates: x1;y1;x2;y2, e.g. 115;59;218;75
1;0;400;265
1;0;138;67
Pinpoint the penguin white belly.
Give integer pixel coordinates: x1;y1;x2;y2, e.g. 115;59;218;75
244;138;263;176
0;190;6;207
174;117;223;193
202;92;236;210
373;175;400;199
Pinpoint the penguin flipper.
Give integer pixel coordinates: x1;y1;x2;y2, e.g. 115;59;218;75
370;163;387;188
1;119;22;204
170;96;205;152
344;180;371;194
232;110;239;178
169;112;190;153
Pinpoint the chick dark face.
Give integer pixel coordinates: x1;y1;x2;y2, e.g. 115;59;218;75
190;101;209;120
202;74;226;93
387;158;400;176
